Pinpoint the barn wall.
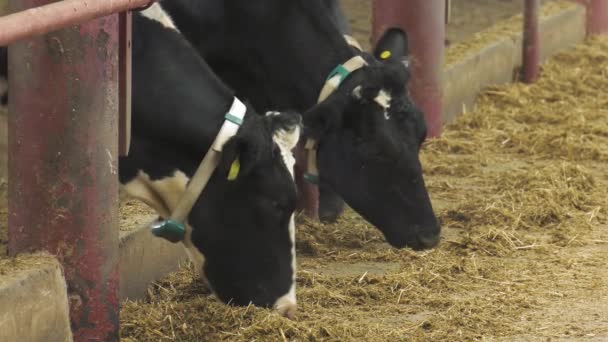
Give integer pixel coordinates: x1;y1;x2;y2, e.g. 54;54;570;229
443;3;586;123
0;255;73;342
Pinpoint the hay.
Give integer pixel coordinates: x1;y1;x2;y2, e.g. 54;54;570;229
119;189;157;232
120;37;608;341
0;252;58;278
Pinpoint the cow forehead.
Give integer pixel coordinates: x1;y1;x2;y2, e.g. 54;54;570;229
266;112;298;312
266;112;300;176
352;86;393;115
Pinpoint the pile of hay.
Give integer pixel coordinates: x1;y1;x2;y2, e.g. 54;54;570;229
121;36;608;341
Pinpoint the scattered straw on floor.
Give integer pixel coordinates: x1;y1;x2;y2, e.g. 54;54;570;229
120;37;608;341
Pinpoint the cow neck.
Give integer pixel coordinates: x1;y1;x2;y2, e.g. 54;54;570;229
303;50;368;185
150;97;247;241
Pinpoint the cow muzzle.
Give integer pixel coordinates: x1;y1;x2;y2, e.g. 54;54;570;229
274;294;297;320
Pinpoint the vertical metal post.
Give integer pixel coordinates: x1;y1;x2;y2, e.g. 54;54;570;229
579;0;608;35
372;0;445;138
118;11;132;156
523;0;540;83
295;144;319;220
7;0;119;340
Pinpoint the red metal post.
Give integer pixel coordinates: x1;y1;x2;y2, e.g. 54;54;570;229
295;143;319;220
7;0;119;340
523;0;540;83
576;0;608;35
372;0;445;138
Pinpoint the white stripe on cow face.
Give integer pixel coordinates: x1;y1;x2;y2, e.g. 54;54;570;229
375;89;392;120
268;112;299;318
274;209;297;319
375;89;391;111
141;3;179;32
352;86;393;120
122;170;206;280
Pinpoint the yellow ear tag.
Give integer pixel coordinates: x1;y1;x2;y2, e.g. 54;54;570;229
227;157;240;181
380;50;391;60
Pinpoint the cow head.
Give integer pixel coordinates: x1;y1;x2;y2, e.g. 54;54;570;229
156;0;441;251
304;29;440;250
121;10;303;317
187;110;301;318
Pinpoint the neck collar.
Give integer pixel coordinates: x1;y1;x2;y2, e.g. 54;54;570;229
304;53;368;184
150;97;247;241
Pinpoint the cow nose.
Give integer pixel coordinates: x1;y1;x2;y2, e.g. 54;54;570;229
417;231;440;249
274;294;297;320
277;301;297;320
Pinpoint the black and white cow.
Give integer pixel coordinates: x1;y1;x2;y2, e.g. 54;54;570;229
159;0;441;250
322;0;351;35
0;6;301;318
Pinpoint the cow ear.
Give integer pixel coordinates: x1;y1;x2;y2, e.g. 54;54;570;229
217;136;257;181
373;28;409;63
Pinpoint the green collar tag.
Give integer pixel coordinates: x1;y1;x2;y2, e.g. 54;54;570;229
303;173;319;185
150;219;186;243
327;64;351;84
225;113;244;126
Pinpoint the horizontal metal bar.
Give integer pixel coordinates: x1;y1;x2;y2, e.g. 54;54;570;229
0;0;152;46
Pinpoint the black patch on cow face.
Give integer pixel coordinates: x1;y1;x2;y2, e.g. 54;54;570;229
304;49;440;250
188;112;300;308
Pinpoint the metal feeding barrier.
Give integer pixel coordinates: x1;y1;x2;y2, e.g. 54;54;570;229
0;0;607;339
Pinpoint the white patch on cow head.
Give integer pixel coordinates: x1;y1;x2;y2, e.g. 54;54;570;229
375;89;392;120
266;111;299;318
141;3;179;32
352;85;362;99
375;89;391;110
352;87;392;120
273;213;297;319
267;112;300;171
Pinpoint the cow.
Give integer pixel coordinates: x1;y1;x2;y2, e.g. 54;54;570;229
322;0;351;35
0;5;301;318
159;0;441;251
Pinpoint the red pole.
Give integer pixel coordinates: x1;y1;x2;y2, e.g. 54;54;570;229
576;0;608;35
372;0;445;138
523;0;540;83
7;0;119;340
0;0;152;46
295;144;319;220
